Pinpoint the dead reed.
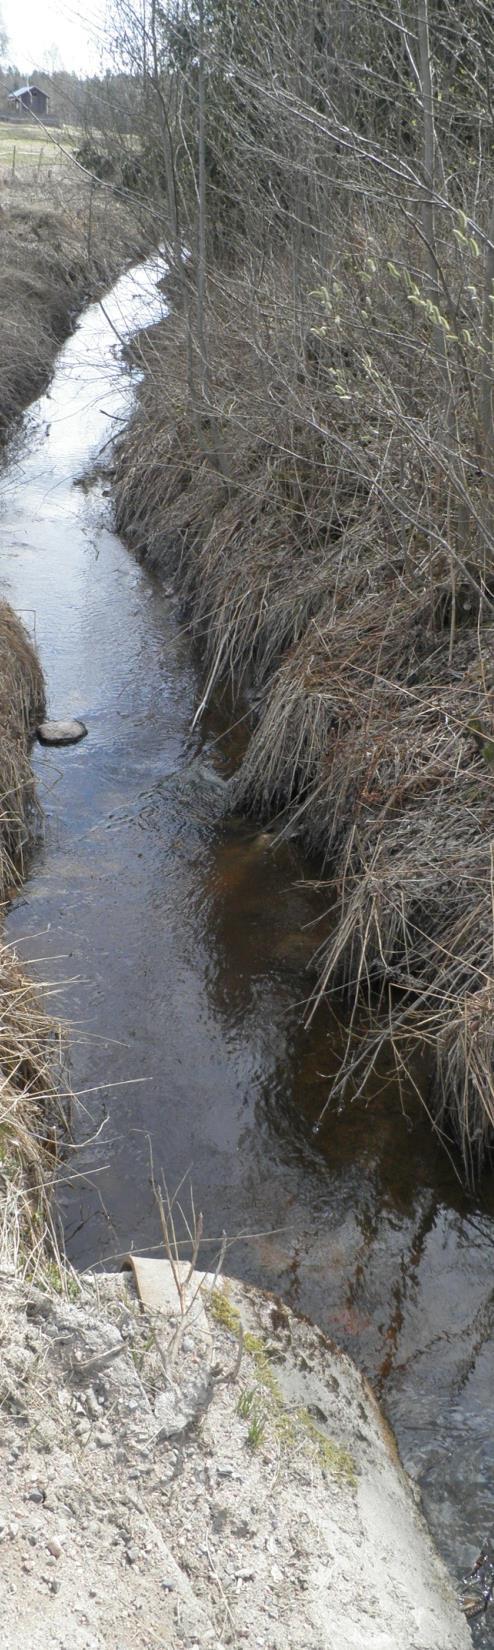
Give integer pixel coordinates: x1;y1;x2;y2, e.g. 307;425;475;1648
0;602;64;1255
0;945;64;1264
0;602;45;894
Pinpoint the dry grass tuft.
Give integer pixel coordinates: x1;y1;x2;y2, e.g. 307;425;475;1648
0;947;63;1269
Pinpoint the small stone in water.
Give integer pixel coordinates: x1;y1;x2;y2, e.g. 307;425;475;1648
37;719;87;746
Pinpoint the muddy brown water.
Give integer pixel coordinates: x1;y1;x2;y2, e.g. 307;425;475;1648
1;258;493;1637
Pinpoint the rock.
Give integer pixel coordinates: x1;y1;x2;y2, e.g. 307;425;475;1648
74;1421;91;1442
153;1391;192;1438
94;1430;112;1449
47;1537;63;1558
36;719;88;746
85;1389;101;1421
26;1292;54;1321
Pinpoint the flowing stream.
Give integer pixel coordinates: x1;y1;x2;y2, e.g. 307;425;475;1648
1;257;493;1639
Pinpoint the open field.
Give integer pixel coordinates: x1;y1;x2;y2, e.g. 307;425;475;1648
0;123;78;187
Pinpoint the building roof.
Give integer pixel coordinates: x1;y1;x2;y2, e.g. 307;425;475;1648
8;85;45;99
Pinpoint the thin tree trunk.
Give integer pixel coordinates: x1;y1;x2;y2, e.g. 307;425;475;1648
416;0;450;396
197;0;209;400
480;201;494;478
150;0;181;259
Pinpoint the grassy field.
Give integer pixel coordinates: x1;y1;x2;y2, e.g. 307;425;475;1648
0;123;77;186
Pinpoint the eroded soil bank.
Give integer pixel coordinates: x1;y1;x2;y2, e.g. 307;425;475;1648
1;257;493;1644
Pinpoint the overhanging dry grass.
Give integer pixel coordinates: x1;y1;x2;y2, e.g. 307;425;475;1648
0;602;63;1257
114;242;494;1176
0;949;63;1270
0;601;45;893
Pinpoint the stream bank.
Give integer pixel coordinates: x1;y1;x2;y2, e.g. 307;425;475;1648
1;255;493;1642
113;275;494;1176
0;601;62;1248
0;187;151;440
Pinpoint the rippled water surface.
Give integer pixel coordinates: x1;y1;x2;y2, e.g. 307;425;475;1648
1;257;493;1639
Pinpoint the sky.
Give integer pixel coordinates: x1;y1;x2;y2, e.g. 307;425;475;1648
2;0;109;74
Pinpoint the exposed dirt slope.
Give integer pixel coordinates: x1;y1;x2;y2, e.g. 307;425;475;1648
0;1262;471;1650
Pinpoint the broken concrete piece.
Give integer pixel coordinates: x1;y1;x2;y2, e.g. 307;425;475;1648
122;1254;211;1336
36;719;87;746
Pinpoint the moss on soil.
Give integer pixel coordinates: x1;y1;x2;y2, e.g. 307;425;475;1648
209;1288;356;1481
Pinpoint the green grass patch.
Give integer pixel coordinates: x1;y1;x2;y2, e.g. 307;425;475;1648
42;1258;80;1301
210;1290;356;1476
209;1287;242;1335
246;1412;266;1449
296;1408;357;1481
